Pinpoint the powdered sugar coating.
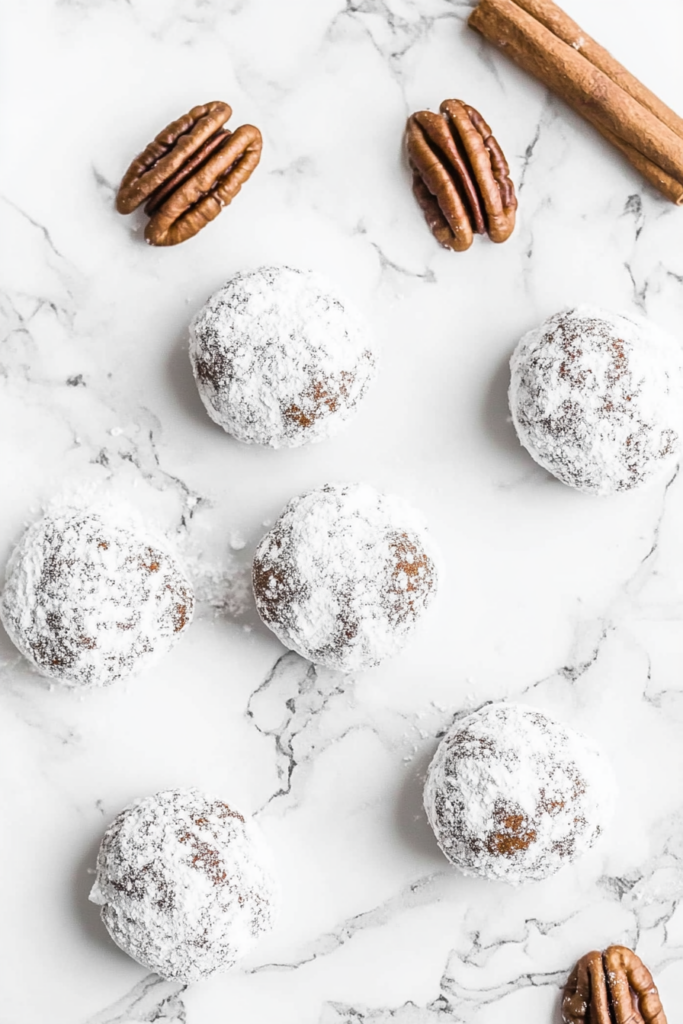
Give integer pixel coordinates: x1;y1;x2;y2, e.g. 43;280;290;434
509;306;682;495
90;788;278;983
253;483;439;672
0;506;194;688
189;266;378;448
424;703;616;884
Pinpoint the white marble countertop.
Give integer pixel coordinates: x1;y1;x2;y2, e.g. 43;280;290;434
3;0;683;1021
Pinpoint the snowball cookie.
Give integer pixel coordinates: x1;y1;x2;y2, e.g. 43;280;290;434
253;482;439;672
89;788;278;983
509;306;681;495
424;703;616;884
189;266;377;447
0;505;194;688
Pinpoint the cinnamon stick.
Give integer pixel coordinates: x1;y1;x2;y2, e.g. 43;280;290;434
513;0;683;137
585;119;683;206
469;0;683;204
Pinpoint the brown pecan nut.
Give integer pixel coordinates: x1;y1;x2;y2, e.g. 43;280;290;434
405;98;517;252
116;101;262;246
562;946;667;1024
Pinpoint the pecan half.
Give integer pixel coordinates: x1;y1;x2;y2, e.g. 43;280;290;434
562;946;667;1024
406;98;517;252
116;101;262;246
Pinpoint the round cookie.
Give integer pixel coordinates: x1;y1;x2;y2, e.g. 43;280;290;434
509;306;681;495
252;482;439;672
424;703;616;884
89;788;278;983
0;505;194;688
189;266;378;448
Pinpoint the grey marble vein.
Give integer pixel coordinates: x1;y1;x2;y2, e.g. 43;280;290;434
84;976;186;1024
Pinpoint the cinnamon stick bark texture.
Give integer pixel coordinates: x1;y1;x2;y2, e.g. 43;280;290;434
469;0;683;204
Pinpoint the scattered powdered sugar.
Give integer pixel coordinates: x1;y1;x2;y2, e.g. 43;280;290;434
424;703;616;885
509;306;682;495
181;549;251;621
252;483;440;673
0;502;194;688
89;788;278;983
189;266;378;448
229;531;247;552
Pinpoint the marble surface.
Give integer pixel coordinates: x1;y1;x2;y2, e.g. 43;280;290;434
3;0;683;1020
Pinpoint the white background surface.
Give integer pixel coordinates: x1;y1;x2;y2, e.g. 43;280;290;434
2;0;683;1021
